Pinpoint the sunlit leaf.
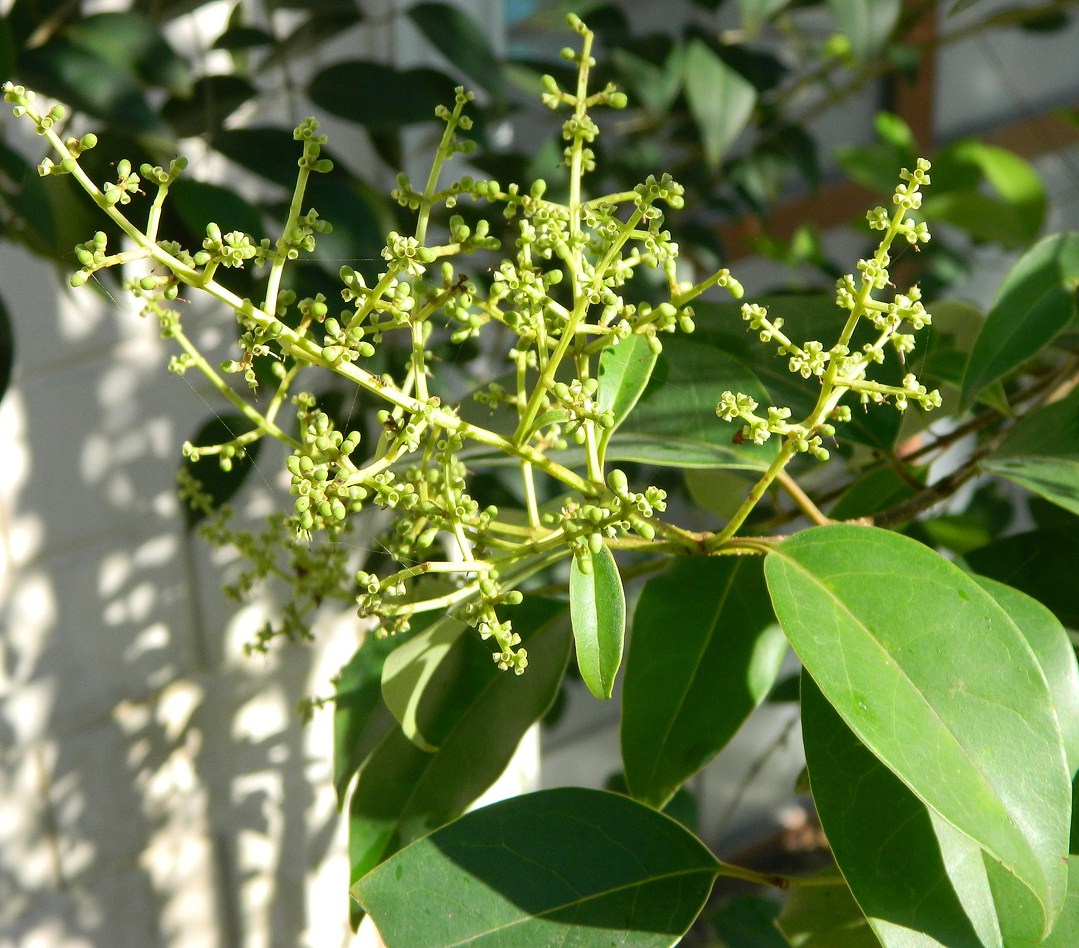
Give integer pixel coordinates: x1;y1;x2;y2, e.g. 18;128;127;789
767;525;1071;937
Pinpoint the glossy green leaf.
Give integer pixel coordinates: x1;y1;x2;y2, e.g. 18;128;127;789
775;868;878;948
622;557;786;807
596;332;658;458
766;525;1071;937
827;0;901;60
569;544;626;700
612;334;777;470
353;787;719;947
981;386;1079;518
921;141;1045;249
805;674;1020;947
308;61;457;131
683;39;757;169
180;414;262;529
408;2;503;97
965;528;1079;630
972;576;1079;775
961;233;1079;409
348;605;572;886
334;635;400;807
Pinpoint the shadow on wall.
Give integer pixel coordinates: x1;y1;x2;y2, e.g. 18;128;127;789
0;243;358;946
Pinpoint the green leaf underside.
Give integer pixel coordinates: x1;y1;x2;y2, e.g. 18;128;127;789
961;233;1079;408
804;674;1035;947
981;386;1079;518
353;787;719;947
622;556;786;807
348;604;571;886
765;525;1070;937
569;545;626;700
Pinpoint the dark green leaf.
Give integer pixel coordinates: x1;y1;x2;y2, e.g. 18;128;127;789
610;41;684;113
260;5;363;72
612;334;778;470
168;179;265;243
766;525;1071;936
181;414;262;529
347;604;572;885
334;635;401;807
569;544;625;700
160;74;258;138
683;39;757;169
694;295;903;451
775;869;877;947
596;332;658;458
981;386;1079;518
960;233;1079;409
622;557;786;807
408;2;504;97
213;26;276;51
710;894;787;947
965;528;1079;629
308;61;457;131
353;787;719;947
827;0;902;60
827;464;921;522
803;675;1022;946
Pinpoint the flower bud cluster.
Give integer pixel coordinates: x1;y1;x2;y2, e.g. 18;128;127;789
717;161;942;454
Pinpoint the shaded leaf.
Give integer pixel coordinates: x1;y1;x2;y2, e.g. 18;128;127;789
408;2;504;97
775;868;878;947
348;605;572;887
180;414;262;529
960;233;1079;409
612;334;777;470
308;60;457;131
569;544;625;700
766;525;1071;937
683;39;757;169
169;178;265;243
160;74;258;138
981;386;1079;518
965;528;1079;630
334;635;401;807
64;12;190;94
622;556;786;807
0;292;12;405
353;787;719;947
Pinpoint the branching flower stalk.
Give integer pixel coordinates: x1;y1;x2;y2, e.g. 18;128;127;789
3;12;940;673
